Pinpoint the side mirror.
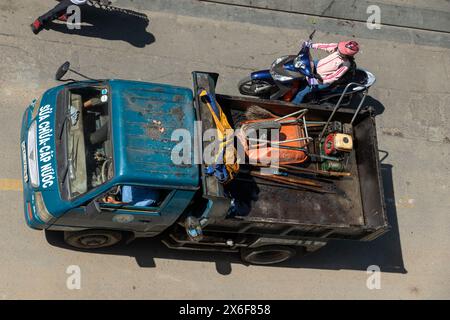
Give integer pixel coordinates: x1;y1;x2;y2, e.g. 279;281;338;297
55;61;71;81
85;198;102;215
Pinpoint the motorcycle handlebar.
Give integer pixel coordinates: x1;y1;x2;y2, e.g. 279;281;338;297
299;30;315;50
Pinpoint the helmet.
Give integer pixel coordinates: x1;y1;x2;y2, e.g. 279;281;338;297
338;41;359;56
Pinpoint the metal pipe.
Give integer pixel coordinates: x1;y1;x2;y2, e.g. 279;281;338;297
274;109;308;122
303;115;309;140
235;177;322;192
280;164;351;177
278;119;326;125
247;137;313;144
247;171;326;189
350;90;368;125
318;82;362;141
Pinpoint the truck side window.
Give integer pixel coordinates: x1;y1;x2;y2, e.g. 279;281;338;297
100;185;172;211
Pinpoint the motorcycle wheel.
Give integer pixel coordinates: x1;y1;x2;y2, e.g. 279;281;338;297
238;76;274;97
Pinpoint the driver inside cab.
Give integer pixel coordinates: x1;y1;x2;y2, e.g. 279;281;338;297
292;40;360;105
102;186;161;208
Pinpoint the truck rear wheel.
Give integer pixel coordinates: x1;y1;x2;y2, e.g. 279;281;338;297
64;230;122;249
240;245;297;265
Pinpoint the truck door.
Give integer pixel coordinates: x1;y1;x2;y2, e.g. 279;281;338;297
97;185;195;235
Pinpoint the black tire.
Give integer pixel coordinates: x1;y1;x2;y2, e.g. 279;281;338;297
64;229;122;249
238;76;274;97
240;245;297;265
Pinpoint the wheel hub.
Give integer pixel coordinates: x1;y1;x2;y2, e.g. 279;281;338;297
79;235;108;247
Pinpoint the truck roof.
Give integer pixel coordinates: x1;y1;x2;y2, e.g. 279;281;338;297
109;80;199;190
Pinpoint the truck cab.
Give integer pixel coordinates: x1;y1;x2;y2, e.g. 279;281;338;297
20;79;200;247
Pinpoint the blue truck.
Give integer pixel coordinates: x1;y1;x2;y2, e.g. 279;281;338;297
19;66;388;265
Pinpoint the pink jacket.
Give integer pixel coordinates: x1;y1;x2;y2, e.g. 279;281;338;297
311;43;351;84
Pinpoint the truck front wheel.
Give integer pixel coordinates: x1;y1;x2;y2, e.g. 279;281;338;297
240;245;297;265
64;230;122;249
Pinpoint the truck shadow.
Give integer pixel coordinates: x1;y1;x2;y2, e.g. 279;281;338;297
280;164;406;274
47;3;155;48
46;163;406;275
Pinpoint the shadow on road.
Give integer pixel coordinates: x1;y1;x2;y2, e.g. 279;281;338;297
346;94;385;116
363;95;385;116
46;162;406;275
281;163;406;274
47;3;155;48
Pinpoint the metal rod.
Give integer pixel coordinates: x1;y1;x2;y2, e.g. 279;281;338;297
274;145;307;152
274;109;308;122
271;137;313;144
280;164;351;177
235;177;333;194
350;90;368;125
251;163;350;177
318;82;362;141
254;176;334;194
249;170;322;187
279;119;326;125
247;137;313;144
303;115;309;140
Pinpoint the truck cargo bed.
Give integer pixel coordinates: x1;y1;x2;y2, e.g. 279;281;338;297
192;72;387;240
226;153;364;227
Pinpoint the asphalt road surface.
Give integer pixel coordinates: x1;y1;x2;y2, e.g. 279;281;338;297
0;0;449;299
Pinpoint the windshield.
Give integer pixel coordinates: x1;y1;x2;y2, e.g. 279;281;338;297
60;84;113;199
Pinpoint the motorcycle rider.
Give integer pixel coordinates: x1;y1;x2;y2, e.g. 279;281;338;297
31;0;88;35
292;40;360;105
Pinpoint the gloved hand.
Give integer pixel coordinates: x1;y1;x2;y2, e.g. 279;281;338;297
307;77;319;86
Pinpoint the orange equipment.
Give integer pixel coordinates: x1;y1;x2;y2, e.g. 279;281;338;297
236;109;311;165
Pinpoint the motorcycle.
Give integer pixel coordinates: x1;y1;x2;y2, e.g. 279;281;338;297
238;30;376;106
